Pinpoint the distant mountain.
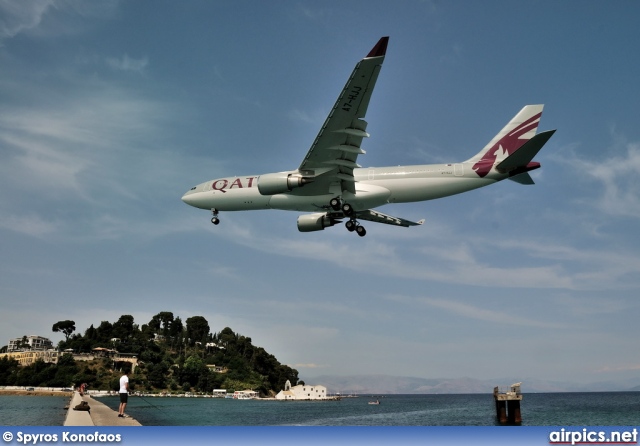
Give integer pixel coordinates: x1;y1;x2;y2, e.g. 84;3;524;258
302;374;640;394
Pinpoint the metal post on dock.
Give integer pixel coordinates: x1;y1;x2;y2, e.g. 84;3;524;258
493;382;522;425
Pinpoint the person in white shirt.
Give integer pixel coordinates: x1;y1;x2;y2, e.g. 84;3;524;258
118;371;129;418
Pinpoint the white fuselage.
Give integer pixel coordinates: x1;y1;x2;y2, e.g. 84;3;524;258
181;161;504;213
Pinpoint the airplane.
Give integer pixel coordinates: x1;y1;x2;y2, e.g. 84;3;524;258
182;36;555;237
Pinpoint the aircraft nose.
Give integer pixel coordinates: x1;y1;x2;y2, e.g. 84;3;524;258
181;191;195;206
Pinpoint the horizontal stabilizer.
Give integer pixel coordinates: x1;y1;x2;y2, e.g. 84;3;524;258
496;130;556;172
356;209;424;227
508;172;535;185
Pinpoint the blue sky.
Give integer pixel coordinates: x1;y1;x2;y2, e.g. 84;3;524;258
1;1;639;388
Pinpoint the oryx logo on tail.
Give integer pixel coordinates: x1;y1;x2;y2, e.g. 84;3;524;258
471;106;543;178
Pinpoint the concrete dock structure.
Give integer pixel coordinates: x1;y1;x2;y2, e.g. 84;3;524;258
493;382;523;425
64;392;141;426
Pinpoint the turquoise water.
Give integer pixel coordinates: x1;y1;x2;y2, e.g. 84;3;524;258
96;393;640;426
0;395;68;426
1;393;638;426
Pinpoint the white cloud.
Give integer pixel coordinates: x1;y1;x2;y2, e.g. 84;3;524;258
106;54;149;74
0;0;119;41
560;139;640;218
210;222;577;290
0;213;59;237
295;5;326;21
386;294;561;328
288;108;323;125
0;68;203;242
0;0;52;39
0;77;172;188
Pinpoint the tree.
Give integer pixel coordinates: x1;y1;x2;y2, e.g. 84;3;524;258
84;324;97;340
180;355;208;388
185;316;210;345
19;335;29;350
146;362;169;388
112;315;135;340
219;327;237;347
149;312;174;337
169;316;183;338
0;356;19;385
95;321;114;342
52;320;76;341
49;353;78;387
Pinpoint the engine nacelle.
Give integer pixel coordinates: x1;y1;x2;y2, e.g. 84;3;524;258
297;213;340;233
257;172;311;196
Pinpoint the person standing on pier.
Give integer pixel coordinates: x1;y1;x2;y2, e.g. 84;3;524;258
118;371;129;418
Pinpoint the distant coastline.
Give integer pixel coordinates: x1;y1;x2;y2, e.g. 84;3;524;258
0;388;72;397
302;374;640;394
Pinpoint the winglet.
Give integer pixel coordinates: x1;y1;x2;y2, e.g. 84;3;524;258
366;37;389;58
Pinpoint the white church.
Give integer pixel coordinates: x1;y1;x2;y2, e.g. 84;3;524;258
275;380;327;400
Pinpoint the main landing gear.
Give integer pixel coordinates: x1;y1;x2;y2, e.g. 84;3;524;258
331;197;366;237
345;219;366;237
210;208;220;225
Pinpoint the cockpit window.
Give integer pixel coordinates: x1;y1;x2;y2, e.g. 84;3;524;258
190;187;196;191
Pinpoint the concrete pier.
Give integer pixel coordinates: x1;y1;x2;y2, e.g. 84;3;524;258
493;382;522;425
64;392;141;426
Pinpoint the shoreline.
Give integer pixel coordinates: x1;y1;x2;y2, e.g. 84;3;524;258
0;389;72;397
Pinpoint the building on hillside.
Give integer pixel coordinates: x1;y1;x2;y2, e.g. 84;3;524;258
0;349;60;366
206;364;226;373
275;380;328;400
91;347;117;357
212;389;227;397
233;390;258;399
112;352;139;373
8;335;53;352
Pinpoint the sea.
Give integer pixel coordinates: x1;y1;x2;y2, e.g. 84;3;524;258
2;392;638;426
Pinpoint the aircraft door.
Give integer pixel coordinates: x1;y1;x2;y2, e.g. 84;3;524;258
454;164;463;176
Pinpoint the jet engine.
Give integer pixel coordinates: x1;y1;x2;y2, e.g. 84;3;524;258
257;172;312;195
297;213;341;232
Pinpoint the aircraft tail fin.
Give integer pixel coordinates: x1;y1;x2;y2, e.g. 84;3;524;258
465;105;544;178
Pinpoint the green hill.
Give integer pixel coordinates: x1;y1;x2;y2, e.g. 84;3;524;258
0;312;300;396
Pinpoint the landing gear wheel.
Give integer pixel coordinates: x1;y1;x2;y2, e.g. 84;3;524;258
356;225;367;237
342;203;354;217
330;197;342;211
345;220;356;232
211;208;220;225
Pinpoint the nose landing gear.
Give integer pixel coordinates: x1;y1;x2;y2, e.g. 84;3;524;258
211;208;220;225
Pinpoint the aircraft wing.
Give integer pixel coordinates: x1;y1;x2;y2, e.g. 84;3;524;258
355;209;425;228
296;37;389;195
